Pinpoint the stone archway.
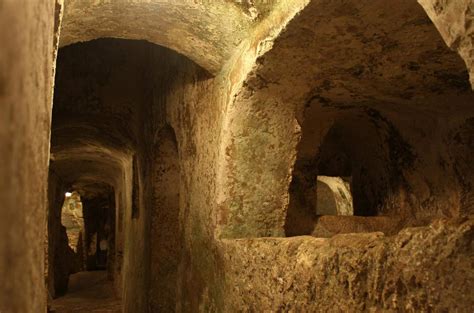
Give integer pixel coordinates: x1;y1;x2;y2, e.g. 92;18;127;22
315;176;353;216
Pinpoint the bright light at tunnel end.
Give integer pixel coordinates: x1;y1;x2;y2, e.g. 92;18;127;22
65;192;72;197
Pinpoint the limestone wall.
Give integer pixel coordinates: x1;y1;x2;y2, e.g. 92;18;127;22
0;1;58;312
149;126;181;312
220;217;474;312
184;1;474;311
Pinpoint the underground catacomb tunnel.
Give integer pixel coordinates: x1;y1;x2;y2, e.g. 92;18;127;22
46;38;189;312
1;1;474;312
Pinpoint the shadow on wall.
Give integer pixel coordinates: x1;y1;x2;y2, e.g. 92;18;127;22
449;117;474;216
149;125;181;312
48;187;83;298
82;192;115;271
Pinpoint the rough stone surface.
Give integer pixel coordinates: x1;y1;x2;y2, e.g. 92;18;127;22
221;217;474;312
418;0;474;88
310;216;410;238
218;0;474;238
59;0;301;74
150;126;181;312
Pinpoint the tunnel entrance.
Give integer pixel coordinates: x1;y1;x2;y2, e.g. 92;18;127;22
49;183;116;283
61;191;84;254
50;188;117;312
49;183;118;311
315;176;354;216
82;193;114;271
46;36;200;312
285;107;419;238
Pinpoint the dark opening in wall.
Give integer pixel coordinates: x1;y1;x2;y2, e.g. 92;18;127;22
82;193;114;271
131;155;140;219
49;190;84;297
314;120;382;217
285;107;418;238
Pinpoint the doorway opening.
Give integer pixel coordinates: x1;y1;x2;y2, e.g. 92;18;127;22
315;176;354;216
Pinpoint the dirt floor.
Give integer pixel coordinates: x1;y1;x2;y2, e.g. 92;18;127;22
50;271;122;313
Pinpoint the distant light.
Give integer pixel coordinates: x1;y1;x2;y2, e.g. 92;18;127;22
65;192;72;197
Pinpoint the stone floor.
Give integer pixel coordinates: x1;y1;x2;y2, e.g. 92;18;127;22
50;271;122;313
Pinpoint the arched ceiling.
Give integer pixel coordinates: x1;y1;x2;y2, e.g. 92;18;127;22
59;0;474;81
51;117;135;154
70;180;114;200
51;123;131;198
59;0;277;74
52;159;119;199
51;149;127;186
53;157;117;182
51;151;127;199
